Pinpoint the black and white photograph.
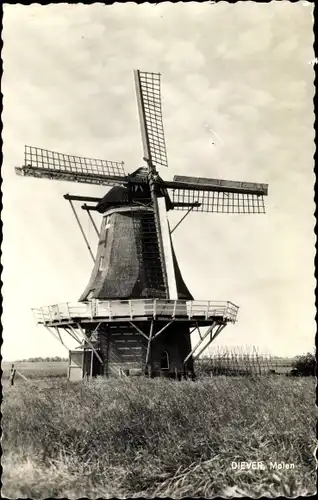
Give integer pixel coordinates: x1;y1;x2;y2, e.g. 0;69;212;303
1;2;316;498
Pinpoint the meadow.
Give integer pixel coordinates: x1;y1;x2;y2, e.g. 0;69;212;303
2;360;68;386
1;375;316;498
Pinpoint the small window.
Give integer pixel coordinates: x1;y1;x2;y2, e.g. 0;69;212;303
99;256;104;271
160;351;169;370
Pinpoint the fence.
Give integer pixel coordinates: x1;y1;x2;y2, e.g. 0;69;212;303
196;346;293;376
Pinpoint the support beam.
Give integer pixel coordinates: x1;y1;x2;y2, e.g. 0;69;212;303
90;350;94;378
16;369;28;381
65;326;83;345
172;202;201;209
54;326;61;343
128;321;149;341
55;327;64;345
196;322;203;340
64;194;102;203
76;323;103;364
83;204;100;237
81;204;99;212
183;322;224;364
67;199;95;263
44;326;70;353
170;205;196;234
92;322;103;337
145;320;154;366
193;324;226;360
151;320;174;341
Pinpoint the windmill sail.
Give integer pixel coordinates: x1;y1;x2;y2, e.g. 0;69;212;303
15;145;127;187
134;70;168;169
134;70;170;296
165;175;268;214
172;175;268;195
168;188;266;213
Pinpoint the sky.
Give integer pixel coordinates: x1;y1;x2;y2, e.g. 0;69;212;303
2;2;315;360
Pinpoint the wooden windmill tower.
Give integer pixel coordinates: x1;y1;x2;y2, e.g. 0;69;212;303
15;70;268;380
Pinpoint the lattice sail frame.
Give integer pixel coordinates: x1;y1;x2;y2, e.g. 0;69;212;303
15;145;127;186
169;188;266;214
167;174;268;214
173;175;268;195
134;70;168;169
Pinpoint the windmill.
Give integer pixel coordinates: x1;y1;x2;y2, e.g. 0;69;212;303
15;70;268;380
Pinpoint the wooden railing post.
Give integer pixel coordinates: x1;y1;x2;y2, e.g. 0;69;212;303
129;300;133;319
172;300;177;318
66;302;71;319
108;301;112;320
188;301;192;319
56;304;61;322
205;301;209;320
153;298;157;319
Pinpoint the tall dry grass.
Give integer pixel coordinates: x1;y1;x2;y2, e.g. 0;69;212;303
2;376;316;498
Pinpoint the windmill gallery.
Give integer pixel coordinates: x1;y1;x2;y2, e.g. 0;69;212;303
15;70;268;380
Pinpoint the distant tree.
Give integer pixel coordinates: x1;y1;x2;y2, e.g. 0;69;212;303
14;356;68;363
291;352;316;376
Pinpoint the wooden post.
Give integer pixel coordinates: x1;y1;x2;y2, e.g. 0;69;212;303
66;302;71;319
108;301;112;320
10;364;16;386
153;298;157;319
16;369;28;381
172;300;177;318
82;349;85;379
205;301;209;320
90;349;94;379
145;321;154;366
188;301;192;319
68;350;71;380
48;306;53;322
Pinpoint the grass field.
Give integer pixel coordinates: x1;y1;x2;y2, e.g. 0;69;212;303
1;375;316;498
2;361;68;386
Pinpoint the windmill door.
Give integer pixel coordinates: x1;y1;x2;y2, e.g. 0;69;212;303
68;350;84;381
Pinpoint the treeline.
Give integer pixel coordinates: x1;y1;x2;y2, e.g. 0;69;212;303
17;356;68;363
